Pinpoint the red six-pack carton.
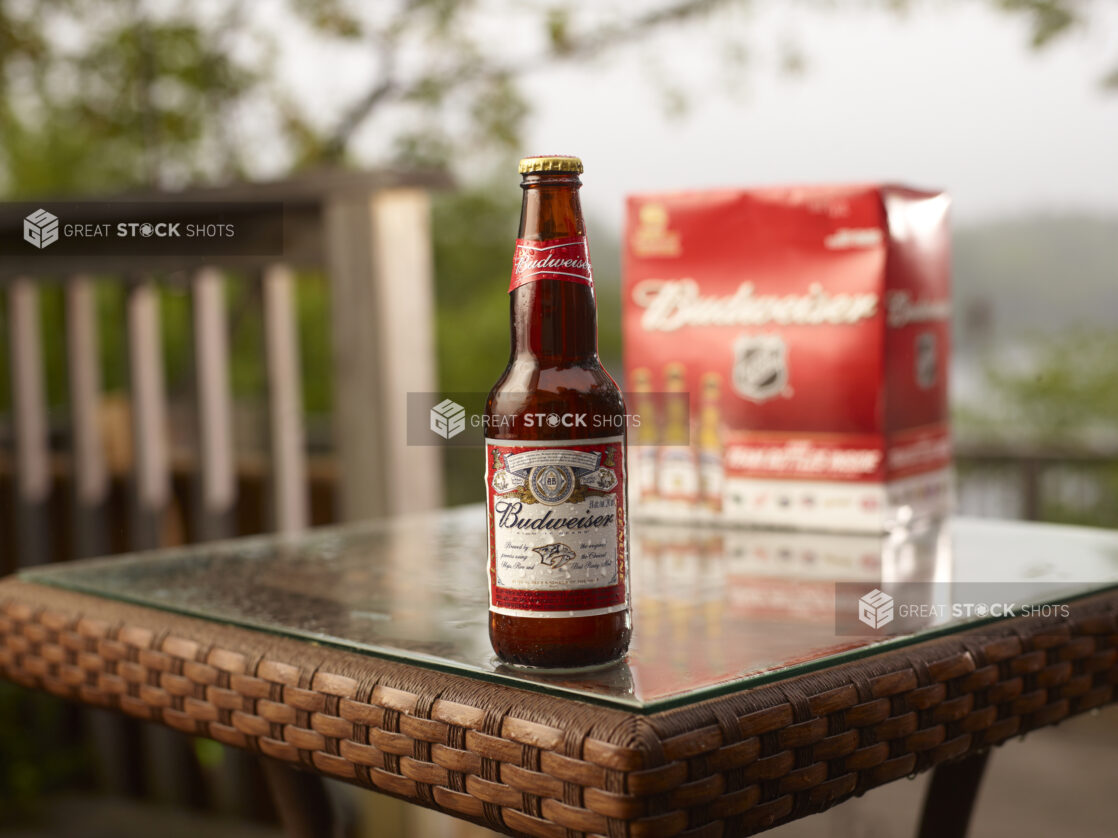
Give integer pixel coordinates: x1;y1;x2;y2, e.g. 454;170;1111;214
623;184;952;532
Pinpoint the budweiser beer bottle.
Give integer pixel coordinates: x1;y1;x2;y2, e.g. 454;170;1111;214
485;155;631;668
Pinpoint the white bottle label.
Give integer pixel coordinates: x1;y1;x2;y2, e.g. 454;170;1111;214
486;436;627;618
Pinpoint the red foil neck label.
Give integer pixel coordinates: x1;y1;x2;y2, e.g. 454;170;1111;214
509;236;593;292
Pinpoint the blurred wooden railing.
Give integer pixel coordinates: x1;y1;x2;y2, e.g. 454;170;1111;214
1;168;449;570
954;441;1118;525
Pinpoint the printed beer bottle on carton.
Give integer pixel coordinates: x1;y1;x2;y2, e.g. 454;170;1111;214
627;367;660;507
655;362;701;514
485;155;631;668
697;372;725;514
623;184;952;532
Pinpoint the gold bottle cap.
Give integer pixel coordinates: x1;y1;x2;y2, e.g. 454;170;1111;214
518;155;584;174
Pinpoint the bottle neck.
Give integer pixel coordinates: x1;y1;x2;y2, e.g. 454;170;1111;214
511;173;598;363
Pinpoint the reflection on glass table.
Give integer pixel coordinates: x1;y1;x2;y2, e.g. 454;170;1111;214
22;506;1118;711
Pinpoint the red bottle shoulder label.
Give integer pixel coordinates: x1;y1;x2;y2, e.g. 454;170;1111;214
486;437;627;618
509;236;593;292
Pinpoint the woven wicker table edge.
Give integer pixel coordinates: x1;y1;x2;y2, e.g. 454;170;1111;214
1;577;1116;838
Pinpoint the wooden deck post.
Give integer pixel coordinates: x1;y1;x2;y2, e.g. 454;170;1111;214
325;188;443;522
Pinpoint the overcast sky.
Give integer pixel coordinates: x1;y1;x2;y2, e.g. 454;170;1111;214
273;2;1118;232
519;3;1118;231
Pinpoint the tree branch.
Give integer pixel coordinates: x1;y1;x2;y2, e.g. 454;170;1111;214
320;31;398;161
321;0;741;160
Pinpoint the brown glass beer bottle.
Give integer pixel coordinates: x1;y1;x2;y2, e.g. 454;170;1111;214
485;155;631;668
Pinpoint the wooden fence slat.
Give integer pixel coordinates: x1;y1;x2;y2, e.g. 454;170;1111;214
7;278;51;567
65;276;109;559
125;278;170;550
262;263;308;533
191;267;235;541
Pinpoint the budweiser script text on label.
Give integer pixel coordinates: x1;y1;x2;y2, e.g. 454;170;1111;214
633;280;950;332
509;236;593;292
632;280;877;331
486;437;626;618
885;290;951;328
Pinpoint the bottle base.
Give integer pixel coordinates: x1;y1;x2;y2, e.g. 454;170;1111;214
494;655;627;675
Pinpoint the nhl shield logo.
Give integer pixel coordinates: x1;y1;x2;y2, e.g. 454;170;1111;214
915;332;937;389
732;334;788;403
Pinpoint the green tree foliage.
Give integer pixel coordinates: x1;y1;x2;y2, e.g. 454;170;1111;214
431;185;521;394
959;330;1118;445
0;1;256;195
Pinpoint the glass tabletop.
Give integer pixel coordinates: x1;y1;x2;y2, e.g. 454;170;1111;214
21;507;1118;711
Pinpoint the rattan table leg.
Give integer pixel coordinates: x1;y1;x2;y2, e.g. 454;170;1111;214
262;758;338;838
916;750;991;838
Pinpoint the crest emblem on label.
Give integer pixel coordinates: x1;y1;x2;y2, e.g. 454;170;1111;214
732;334;788;403
529;464;576;505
